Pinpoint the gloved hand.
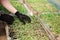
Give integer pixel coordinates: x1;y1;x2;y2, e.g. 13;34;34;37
0;14;14;25
15;12;31;24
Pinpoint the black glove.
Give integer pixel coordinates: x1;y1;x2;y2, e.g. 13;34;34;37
0;14;14;25
15;12;31;24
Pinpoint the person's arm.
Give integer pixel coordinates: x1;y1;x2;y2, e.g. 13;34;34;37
1;0;31;24
1;0;17;14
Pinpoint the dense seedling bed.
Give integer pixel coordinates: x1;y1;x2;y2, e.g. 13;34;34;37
10;16;49;40
40;13;60;37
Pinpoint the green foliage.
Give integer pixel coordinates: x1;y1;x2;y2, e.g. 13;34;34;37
40;13;60;35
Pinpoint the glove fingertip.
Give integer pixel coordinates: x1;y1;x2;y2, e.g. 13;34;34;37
27;17;31;23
